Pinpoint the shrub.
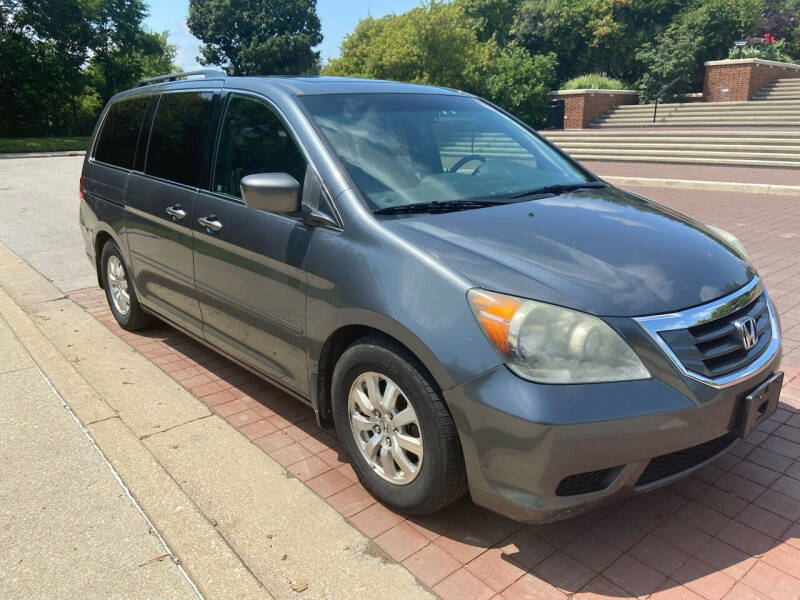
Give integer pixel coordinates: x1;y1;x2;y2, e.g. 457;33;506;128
635;27;699;102
561;73;631;90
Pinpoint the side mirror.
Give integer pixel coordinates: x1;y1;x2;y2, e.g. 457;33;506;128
240;173;301;214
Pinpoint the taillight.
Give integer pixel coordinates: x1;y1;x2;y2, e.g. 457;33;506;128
79;177;85;200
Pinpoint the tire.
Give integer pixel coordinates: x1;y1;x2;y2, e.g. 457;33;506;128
332;336;467;515
100;240;154;331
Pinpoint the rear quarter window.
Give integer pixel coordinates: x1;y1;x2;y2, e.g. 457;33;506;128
93;96;150;168
145;92;215;187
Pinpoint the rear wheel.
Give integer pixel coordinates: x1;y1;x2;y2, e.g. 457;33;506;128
100;240;153;331
332;337;466;515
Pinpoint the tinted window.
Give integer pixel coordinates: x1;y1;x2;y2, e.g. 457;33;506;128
213;95;306;198
94;97;149;168
133;96;157;172
146;92;215;187
301;94;588;213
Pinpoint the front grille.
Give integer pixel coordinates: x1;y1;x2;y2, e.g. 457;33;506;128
636;433;737;487
556;467;619;497
659;293;771;379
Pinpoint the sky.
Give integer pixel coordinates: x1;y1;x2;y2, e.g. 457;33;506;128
144;0;424;72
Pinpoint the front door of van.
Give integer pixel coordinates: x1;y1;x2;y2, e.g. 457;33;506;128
126;91;216;338
193;93;312;394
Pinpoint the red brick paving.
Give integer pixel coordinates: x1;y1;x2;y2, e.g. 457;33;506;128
67;187;800;599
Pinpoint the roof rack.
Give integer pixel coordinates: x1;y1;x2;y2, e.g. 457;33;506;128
137;70;226;87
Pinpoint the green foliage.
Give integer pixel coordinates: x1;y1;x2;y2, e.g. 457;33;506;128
0;136;90;153
455;0;521;45
729;34;794;61
323;2;556;125
0;0;178;137
187;0;322;75
672;0;763;65
562;74;631;90
513;0;766;92
635;27;700;101
483;48;558;124
513;0;689;83
791;24;800;59
730;44;793;61
323;2;489;90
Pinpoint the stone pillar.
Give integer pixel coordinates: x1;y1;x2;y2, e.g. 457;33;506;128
549;89;639;129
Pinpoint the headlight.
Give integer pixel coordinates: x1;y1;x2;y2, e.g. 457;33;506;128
707;225;749;260
467;289;650;384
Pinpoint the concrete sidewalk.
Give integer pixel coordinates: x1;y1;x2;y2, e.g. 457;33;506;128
0;240;432;600
587;161;800;187
0;313;198;600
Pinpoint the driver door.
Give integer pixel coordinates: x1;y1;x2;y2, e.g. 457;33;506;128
193;93;312;394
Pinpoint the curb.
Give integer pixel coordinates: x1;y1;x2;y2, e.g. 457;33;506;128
0;241;434;600
0;259;270;599
601;175;800;197
0;150;86;159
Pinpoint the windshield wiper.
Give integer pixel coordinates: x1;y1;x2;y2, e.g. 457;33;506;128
373;199;509;216
507;181;608;200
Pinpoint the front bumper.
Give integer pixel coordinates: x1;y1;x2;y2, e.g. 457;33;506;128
444;322;783;524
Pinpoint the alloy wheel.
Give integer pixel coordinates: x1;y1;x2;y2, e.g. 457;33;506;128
347;371;423;485
106;255;130;316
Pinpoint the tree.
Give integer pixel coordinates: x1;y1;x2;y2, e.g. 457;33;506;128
0;0;178;136
187;0;322;75
87;30;178;105
456;0;521;46
635;28;700;101
673;0;762;65
324;2;491;90
514;0;690;83
323;1;556;125
482;47;557;124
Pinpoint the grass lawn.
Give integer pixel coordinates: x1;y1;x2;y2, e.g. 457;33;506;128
0;136;90;153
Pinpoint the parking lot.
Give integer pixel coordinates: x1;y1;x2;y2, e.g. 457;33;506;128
3;155;800;600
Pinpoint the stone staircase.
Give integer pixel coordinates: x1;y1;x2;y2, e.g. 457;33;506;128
753;76;800;100
541;130;800;168
590;77;800;128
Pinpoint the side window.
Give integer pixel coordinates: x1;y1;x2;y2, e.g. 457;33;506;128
133;96;157;172
93;97;149;168
146;92;215;187
213;95;306;199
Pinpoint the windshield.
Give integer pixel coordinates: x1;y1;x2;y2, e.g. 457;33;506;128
300;93;592;214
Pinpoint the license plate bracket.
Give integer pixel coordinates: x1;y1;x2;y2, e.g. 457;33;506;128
737;371;783;439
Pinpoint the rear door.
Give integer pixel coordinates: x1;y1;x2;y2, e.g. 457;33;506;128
193;93;312;394
81;96;151;258
125;91;217;337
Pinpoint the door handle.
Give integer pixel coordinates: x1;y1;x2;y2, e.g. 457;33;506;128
166;205;186;220
198;215;223;232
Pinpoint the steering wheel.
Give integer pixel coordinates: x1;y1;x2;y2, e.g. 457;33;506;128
448;154;488;175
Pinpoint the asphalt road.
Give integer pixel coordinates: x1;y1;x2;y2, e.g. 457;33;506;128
0;155;94;292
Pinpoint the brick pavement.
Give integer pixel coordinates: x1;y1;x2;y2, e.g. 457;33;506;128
629;186;800;366
68;187;800;600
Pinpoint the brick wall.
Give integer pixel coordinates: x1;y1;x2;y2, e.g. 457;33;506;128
704;59;800;102
551;90;639;129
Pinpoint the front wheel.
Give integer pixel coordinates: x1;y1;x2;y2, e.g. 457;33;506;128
332;337;466;515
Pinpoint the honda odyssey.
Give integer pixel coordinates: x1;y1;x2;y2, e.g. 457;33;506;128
79;71;783;523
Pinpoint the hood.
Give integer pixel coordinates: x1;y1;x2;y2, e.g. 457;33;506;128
383;186;755;317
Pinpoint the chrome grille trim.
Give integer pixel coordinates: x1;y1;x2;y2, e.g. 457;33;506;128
634;277;781;388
